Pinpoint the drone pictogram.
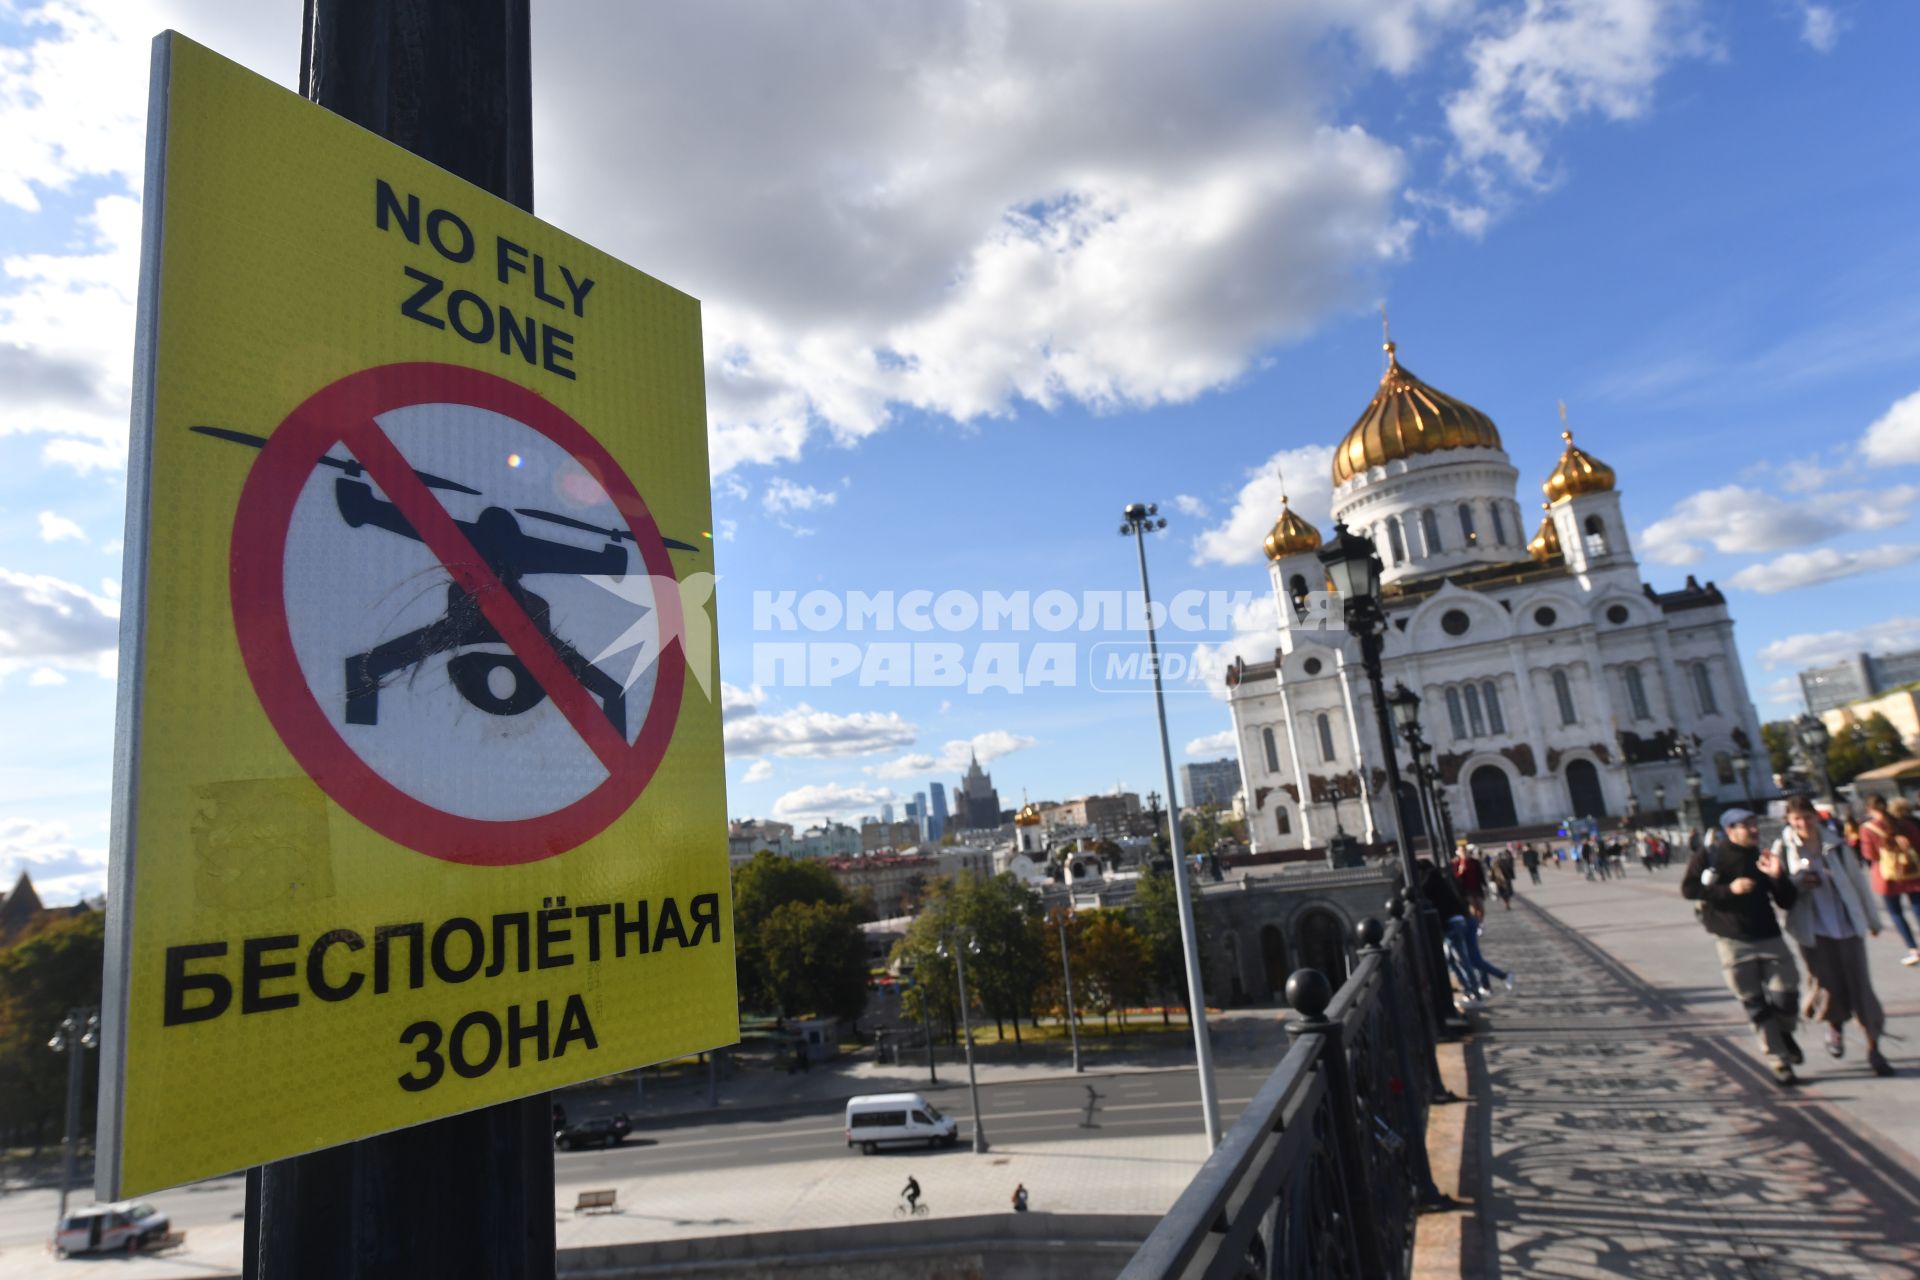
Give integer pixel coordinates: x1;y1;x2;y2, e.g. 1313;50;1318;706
194;424;700;737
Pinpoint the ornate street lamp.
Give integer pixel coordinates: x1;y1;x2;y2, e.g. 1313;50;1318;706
1389;682;1445;857
1794;713;1833;801
49;1008;99;1232
1318;524;1449;1036
1733;753;1753;802
1653;782;1667;814
1120;502;1220;1149
935;935;988;1152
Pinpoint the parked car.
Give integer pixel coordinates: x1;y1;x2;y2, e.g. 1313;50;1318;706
554;1112;631;1151
55;1201;172;1255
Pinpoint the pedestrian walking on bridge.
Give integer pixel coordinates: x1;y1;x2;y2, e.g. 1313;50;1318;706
1775;796;1893;1076
1683;808;1803;1086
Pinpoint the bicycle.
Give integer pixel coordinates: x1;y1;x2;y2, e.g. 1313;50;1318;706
893;1198;930;1219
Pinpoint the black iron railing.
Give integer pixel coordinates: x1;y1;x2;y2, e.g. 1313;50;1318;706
1119;905;1439;1280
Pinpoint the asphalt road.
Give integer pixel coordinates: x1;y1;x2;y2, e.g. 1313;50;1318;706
0;1065;1269;1251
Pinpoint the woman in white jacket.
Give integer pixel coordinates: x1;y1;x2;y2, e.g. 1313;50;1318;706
1774;797;1894;1076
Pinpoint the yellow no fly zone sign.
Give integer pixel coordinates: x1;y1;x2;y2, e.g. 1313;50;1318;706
98;33;734;1197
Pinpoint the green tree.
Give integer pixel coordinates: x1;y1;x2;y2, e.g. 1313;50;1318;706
758;900;870;1021
1133;866;1210;1024
1076;909;1149;1032
1826;714;1910;786
731;852;846;1012
1761;721;1793;777
957;873;1046;1044
891;879;966;1040
0;912;105;1145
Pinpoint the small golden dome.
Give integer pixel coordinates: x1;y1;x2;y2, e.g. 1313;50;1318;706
1262;495;1323;560
1542;429;1615;503
1527;503;1562;563
1014;802;1044;827
1331;342;1503;485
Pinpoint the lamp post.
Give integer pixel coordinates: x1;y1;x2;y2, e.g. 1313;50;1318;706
899;963;937;1086
1120;501;1221;1150
1388;683;1443;858
49;1007;99;1232
1052;907;1084;1073
1318;524;1447;1039
1794;713;1833;801
1733;754;1753;804
936;936;988;1152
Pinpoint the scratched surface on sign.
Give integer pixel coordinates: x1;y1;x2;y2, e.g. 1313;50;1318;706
102;33;732;1198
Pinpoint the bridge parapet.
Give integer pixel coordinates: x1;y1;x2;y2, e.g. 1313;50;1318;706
1120;911;1437;1279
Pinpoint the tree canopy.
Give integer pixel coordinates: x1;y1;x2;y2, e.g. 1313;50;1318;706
0;911;104;1144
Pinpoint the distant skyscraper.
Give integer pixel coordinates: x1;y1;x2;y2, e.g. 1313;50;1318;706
928;782;948;842
1181;758;1240;808
912;791;928;840
881;801;895;824
957;751;1002;829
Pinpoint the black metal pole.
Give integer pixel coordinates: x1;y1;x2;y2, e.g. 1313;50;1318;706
247;5;552;1278
1354;618;1447;1056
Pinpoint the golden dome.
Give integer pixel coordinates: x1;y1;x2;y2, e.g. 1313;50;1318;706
1013;802;1044;827
1527;503;1562;563
1331;342;1503;485
1542;429;1615;503
1262;495;1323;560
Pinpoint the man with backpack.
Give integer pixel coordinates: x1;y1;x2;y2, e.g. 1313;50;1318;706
1683;808;1803;1085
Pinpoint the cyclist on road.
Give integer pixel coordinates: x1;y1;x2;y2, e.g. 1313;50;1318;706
902;1176;921;1214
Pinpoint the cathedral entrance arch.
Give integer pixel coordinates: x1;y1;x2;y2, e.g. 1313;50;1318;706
1566;758;1608;818
1295;910;1349;987
1469;765;1518;831
1260;925;1288;1000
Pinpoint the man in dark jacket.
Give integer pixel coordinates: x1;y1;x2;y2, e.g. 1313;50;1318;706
1682;808;1803;1084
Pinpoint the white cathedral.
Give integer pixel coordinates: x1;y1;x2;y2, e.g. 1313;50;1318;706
1226;340;1766;853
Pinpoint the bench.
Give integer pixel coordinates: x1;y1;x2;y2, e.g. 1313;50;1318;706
573;1189;618;1214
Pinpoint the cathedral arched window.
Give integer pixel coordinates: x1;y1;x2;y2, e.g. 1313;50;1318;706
1692;663;1719;716
1464;684;1486;736
1624;665;1651;720
1583;514;1609;557
1458;503;1477;546
1490;503;1508;545
1552;669;1578;725
1422;509;1443;555
1445;687;1467;740
1275;806;1291;835
1316;713;1337;762
1483;681;1506;734
1262;727;1279;774
1715;751;1736;786
1386;517;1406;566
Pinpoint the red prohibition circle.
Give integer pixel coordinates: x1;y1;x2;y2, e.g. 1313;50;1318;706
230;362;687;866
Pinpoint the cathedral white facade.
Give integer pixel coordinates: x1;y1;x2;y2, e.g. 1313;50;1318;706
1227;341;1765;853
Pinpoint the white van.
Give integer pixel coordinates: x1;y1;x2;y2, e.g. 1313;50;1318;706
845;1092;958;1153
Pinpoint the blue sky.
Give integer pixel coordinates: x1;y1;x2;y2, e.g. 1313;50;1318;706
4;1;1919;901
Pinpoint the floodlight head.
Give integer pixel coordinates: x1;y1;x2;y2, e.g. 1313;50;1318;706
1156;518;1167;530
48;1032;66;1052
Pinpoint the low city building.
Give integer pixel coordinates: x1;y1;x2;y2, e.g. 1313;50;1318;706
1180;758;1239;808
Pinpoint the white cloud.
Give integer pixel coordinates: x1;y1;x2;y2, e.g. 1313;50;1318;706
1189;594;1289;702
1795;3;1840;52
772;782;898;823
36;511;86;544
725;703;918;759
720;682;765;720
1185;729;1237;756
866;729;1037;780
0;1;1722;483
741;759;774;784
1192;444;1335;566
28;667;67;686
763;478;840;515
1728;545;1920;594
1638;484;1920;565
1762;675;1800;706
0;566;120;679
1172;494;1210;518
1758;617;1920;670
1443;0;1713;197
1859;388;1920;466
0;817;107;905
